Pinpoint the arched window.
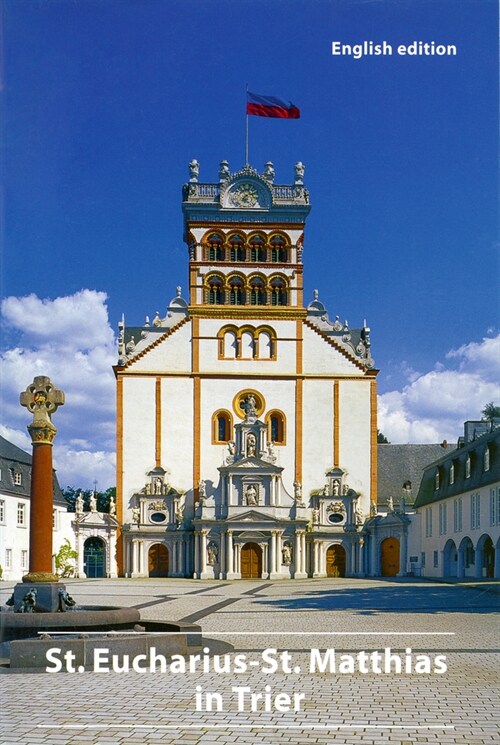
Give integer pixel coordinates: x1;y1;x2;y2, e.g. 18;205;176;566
224;330;237;358
207;275;224;304
240;330;255;359
270;277;287;306
228;276;244;305
249;276;266;305
266;410;286;445
212;410;233;444
269;235;288;263
206;233;224;261
249;235;265;263
228;234;245;262
258;330;273;359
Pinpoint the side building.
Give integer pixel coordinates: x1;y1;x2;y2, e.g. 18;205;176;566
414;420;500;579
114;159;378;579
0;435;73;581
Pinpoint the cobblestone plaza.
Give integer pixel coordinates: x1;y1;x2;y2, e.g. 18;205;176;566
1;577;498;745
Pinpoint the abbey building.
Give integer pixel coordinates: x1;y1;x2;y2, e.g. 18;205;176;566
114;159;378;579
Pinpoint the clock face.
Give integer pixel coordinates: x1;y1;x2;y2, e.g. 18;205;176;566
229;183;259;208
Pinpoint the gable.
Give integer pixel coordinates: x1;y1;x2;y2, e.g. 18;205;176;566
302;322;367;374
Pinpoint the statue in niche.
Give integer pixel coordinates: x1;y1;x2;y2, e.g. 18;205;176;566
109;496;116;516
282;544;292;566
89;493;97;512
293;481;302;500
387;496;394;512
332;480;340;496
343;483;350;496
246;433;257;457
207;543;218;566
242;394;257;420
228;441;236;455
75;492;84;516
198;479;206;499
132;507;140;524
245;484;258;505
175;503;184;528
370;502;378;518
312;508;320;525
153;478;163;495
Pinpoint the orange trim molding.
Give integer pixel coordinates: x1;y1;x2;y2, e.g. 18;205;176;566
155;377;162;467
334;380;340;467
370;379;378;506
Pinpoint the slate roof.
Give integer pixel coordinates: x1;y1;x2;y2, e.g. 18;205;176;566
377;443;452;508
414;425;500;508
0;435;65;506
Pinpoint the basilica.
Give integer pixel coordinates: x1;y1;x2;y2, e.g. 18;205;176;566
113;159;378;579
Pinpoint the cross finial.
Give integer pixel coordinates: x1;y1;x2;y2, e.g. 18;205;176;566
20;376;65;444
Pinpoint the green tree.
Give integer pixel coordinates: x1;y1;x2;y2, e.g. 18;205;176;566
482;402;500;420
377;430;390;443
63;486;116;512
53;539;78;577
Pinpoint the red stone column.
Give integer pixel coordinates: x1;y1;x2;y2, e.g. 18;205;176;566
29;441;55;575
20;376;65;583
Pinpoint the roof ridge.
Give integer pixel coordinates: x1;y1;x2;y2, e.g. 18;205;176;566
118;316;191;369
303;318;366;371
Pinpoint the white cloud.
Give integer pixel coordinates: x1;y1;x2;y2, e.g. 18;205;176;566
378;334;500;444
1;290;117;488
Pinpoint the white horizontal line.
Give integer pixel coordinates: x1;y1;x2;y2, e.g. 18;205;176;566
38;630;456;636
36;724;455;731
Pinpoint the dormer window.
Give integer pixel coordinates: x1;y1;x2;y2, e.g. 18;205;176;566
465;455;471;479
449;462;455;485
484;447;490;472
434;470;440;490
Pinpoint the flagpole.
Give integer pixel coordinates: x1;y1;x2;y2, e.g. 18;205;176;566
245;83;249;165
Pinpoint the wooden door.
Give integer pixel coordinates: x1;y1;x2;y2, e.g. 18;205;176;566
326;545;346;578
148;544;169;577
381;537;400;576
241;542;262;579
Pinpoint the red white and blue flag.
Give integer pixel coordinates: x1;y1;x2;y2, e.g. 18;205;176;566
246;91;300;119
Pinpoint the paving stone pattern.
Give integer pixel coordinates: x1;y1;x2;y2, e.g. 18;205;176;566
1;578;498;745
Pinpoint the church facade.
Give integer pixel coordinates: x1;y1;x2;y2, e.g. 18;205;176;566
114;160;378;579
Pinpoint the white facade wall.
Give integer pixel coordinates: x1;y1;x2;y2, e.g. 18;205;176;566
122;377;156;514
301;379;334;492
418;482;500;578
160;376;193;492
0;494;74;581
338;380;372;508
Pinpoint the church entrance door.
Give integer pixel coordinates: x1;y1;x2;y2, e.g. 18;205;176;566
83;537;106;578
326;545;346;577
148;544;169;577
241;542;262;579
381;537;400;576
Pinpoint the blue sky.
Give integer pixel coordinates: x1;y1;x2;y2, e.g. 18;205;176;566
1;0;498;488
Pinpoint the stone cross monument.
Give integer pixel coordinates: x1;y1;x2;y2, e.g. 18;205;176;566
20;375;65;583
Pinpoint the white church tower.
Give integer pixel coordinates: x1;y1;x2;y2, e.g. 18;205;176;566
114;159;378;579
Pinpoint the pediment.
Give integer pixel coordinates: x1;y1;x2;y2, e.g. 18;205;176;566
74;512;119;527
220;457;283;473
226;510;279;523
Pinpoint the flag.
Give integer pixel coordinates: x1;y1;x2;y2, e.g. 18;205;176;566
246;91;300;119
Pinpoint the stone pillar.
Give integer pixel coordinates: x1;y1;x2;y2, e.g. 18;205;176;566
398;529;408;577
201;530;211;579
76;531;86;578
313;540;320;577
294;530;307;579
270;531;282;579
194;532;200;579
20;376;64;583
226;531;237;579
220;531;226;579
